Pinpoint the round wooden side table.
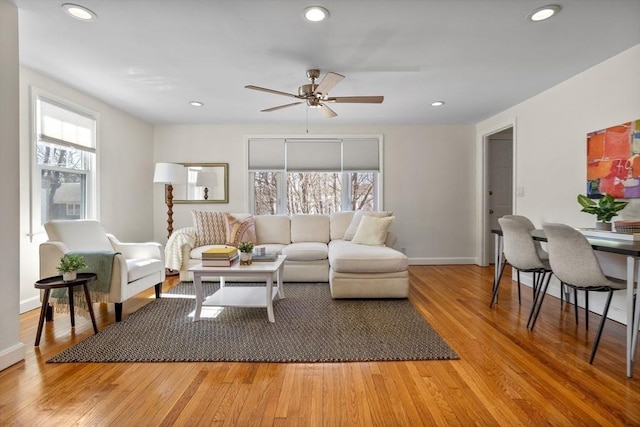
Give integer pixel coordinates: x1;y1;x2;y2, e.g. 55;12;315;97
34;273;99;346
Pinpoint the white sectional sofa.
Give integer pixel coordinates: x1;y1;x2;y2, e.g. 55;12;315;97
165;211;409;298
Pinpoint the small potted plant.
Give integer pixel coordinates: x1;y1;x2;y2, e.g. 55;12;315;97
57;253;88;281
237;241;255;265
577;194;628;231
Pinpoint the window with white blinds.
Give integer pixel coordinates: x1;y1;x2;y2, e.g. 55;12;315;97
248;136;382;215
31;93;97;238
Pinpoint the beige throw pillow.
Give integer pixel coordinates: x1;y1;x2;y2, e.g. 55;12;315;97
343;210;393;241
192;210;228;246
352;215;395;246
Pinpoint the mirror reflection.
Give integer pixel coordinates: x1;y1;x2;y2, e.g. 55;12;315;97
171;163;228;203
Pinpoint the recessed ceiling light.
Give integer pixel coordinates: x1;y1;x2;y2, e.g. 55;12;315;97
527;5;561;22
302;6;330;22
189;101;204;107
62;3;97;21
431;101;445;107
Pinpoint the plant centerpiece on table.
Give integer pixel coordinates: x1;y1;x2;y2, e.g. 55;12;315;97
57;253;87;281
577;194;628;231
237;241;255;265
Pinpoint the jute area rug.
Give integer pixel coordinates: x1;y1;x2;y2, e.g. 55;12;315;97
48;282;458;363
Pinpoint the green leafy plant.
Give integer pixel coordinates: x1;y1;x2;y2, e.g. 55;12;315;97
236;241;255;253
577;194;628;223
56;253;88;274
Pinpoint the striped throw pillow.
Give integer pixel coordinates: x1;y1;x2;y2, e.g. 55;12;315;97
191;211;228;246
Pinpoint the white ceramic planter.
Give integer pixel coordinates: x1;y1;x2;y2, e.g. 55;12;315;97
62;271;77;282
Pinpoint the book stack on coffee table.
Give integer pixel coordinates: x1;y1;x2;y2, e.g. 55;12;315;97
201;246;239;267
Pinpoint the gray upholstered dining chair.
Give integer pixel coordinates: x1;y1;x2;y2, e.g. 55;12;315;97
532;223;628;364
502;215;549;261
503;214;574;307
492;217;553;326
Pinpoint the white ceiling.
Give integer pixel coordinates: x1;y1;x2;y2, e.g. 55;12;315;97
12;0;640;126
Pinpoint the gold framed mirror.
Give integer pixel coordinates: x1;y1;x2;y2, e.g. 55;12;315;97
167;163;229;203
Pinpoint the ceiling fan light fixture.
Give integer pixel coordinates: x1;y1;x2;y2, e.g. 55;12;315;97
302;6;330;22
527;5;561;22
62;3;97;21
431;101;445;107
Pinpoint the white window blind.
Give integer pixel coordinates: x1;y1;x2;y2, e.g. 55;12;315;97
343;138;380;171
38;98;96;152
286;139;342;171
248;136;381;171
248;138;285;170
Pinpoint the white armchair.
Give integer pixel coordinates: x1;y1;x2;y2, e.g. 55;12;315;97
39;220;165;322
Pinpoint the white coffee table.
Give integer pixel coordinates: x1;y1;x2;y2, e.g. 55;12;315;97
189;255;286;323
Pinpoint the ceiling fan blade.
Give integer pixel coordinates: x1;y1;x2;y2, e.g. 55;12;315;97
326;96;384;104
245;85;301;99
261;102;304;112
319;104;338;118
314;72;345;95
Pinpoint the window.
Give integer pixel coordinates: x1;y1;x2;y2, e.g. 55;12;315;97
32;93;97;237
248;137;381;215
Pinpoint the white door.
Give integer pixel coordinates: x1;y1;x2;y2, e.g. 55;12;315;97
487;129;513;262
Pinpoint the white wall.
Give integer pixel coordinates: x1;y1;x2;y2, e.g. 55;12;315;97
0;0;25;371
153;124;477;264
18;67;155;313
477;44;640;323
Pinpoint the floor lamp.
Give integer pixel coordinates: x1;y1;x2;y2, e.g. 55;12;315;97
153;162;186;239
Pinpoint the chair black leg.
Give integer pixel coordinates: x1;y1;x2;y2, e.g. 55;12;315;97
574;287;579;325
490;259;507;307
155;282;162;299
527;271;551;329
589;290;614;364
585;291;589;331
115;303;123;322
560;281;564;307
517;270;522;305
529;273;552;331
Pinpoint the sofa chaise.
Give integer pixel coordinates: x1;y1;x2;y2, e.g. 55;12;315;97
165;211;409;298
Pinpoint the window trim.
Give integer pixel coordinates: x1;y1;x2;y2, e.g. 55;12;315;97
29;87;100;241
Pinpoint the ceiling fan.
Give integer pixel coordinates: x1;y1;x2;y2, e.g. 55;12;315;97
245;69;383;118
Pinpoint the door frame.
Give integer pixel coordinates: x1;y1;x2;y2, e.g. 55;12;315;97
477;118;517;266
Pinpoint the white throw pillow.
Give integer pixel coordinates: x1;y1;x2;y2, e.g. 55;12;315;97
352;215;395;246
343;210;393;241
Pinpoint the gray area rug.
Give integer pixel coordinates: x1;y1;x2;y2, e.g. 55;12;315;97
48;282;458;363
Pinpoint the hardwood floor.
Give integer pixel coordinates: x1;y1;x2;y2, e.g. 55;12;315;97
1;265;639;426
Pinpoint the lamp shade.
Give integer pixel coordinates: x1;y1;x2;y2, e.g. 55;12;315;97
195;171;217;188
153;163;186;184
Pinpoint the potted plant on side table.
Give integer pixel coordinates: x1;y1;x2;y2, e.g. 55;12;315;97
577;194;628;231
237;242;255;265
57;253;88;281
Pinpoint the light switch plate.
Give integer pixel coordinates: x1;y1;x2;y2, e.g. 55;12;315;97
516;187;525;197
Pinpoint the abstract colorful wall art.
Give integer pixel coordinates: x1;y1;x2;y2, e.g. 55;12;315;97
587;119;640;199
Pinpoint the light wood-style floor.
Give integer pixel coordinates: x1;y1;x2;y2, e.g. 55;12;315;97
1;265;639;426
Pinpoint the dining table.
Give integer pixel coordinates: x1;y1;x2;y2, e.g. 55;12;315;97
492;228;640;378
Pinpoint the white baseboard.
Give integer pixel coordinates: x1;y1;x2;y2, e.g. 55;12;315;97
0;342;26;372
20;296;41;314
409;257;477;265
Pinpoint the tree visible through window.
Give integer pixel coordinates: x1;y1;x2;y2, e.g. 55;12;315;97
252;171;376;215
33;95;96;230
